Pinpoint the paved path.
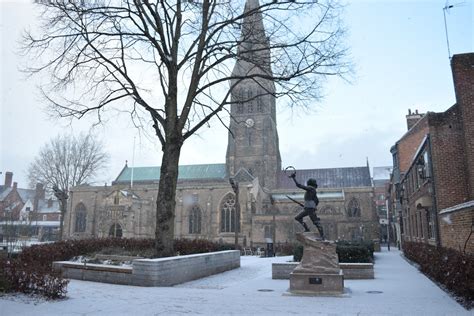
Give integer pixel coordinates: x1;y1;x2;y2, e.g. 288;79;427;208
0;248;470;315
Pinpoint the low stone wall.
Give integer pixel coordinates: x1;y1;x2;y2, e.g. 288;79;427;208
53;250;240;287
340;263;374;279
132;250;240;286
52;262;133;285
272;262;374;280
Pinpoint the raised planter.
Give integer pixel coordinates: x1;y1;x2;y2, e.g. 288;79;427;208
272;262;374;280
53;250;240;286
52;262;133;285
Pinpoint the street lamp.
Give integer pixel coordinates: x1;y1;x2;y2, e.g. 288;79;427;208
229;178;240;249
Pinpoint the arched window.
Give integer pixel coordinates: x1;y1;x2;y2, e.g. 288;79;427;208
220;193;239;233
74;203;87;233
109;223;123;238
189;205;202;234
347;198;361;217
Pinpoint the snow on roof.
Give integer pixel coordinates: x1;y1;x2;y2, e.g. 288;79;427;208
0;187;12;201
372;166;393;180
17;188;36;203
37;199;60;213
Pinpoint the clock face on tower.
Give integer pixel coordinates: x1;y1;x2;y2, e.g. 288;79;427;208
245;118;254;128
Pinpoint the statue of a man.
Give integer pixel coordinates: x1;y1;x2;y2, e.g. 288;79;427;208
289;173;325;239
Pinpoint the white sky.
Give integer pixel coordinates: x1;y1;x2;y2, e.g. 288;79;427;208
1;0;473;187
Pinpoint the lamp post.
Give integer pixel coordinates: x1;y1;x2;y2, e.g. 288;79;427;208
229;178;240;249
386;199;391;251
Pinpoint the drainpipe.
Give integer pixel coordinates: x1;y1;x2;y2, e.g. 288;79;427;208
427;135;441;247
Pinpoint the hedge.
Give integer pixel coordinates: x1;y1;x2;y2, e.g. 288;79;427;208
1;237;235;299
403;241;473;309
293;240;374;263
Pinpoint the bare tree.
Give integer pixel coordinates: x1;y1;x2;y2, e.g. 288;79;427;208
24;0;350;256
27;133;109;238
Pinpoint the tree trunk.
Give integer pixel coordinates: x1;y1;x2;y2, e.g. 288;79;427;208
59;199;66;240
155;137;182;257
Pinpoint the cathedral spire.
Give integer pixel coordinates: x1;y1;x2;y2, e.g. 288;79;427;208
233;0;272;78
226;0;281;189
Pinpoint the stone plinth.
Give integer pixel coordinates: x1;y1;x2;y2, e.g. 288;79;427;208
289;233;344;295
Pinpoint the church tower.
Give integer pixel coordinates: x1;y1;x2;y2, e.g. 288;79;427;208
226;0;282;189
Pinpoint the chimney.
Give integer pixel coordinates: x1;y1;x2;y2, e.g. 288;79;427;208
406;109;424;131
452;53;474;198
34;183;45;211
4;172;13;188
13;182;17;190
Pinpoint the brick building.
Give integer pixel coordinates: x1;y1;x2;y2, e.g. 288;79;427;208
372;166;392;243
0;172;61;241
389;53;474;254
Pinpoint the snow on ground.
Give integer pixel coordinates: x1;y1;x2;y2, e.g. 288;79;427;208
0;248;470;316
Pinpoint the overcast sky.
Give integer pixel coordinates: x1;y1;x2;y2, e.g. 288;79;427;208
1;0;473;188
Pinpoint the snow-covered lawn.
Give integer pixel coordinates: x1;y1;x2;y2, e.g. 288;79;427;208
0;248;469;315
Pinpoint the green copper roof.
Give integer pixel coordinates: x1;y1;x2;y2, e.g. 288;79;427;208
114;163;227;183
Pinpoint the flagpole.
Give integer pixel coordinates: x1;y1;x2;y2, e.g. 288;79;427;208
131;136;136;188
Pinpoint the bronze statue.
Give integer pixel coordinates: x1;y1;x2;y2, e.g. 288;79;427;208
286;167;324;239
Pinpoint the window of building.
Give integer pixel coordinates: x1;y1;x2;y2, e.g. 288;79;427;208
248;103;253;113
114;193;120;205
426;209;434;239
109;223;122;238
237;103;243;114
264;225;273;239
414;214;418;237
419;211;424;238
257;97;263;112
74;203;87;233
189;205;202;234
423;151;431;178
347;198;361;217
220;193;239;233
43;215;47;221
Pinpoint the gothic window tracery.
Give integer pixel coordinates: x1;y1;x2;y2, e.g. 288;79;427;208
189;204;202;234
109;223;122;238
74;203;87;233
347;197;361;217
220;193;239;233
257;96;263;112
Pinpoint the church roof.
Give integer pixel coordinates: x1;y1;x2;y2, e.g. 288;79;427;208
278;166;372;189
114;163;227;184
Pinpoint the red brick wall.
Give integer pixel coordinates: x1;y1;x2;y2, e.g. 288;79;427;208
452;53;474;199
429;106;470;210
397;116;429;173
439;208;474;254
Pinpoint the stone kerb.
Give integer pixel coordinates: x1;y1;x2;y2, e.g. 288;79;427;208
132;250;241;286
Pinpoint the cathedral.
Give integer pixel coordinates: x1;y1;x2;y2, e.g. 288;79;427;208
63;1;378;247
